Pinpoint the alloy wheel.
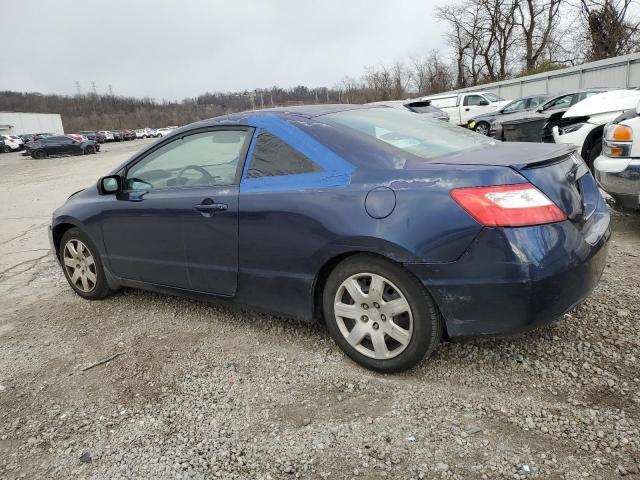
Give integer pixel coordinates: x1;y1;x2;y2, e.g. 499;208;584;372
475;122;489;135
62;239;97;293
334;273;413;360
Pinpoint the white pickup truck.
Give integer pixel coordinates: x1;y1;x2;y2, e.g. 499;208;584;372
594;105;640;212
421;91;510;126
552;89;640;169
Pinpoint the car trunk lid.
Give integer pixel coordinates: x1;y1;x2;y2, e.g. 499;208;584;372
422;142;602;232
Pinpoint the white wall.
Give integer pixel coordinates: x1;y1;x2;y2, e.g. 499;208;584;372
0;112;64;135
428;52;640;101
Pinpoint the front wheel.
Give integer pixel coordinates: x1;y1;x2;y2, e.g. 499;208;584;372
59;228;114;300
33;149;47;159
323;254;442;372
84;145;96;155
1;146;11;153
474;121;490;136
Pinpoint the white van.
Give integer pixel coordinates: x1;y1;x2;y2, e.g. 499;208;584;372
421;91;510;126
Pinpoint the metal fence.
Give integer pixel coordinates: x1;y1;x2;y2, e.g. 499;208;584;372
433;52;640;100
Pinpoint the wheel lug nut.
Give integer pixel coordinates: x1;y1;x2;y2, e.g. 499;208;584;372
372;322;379;330
361;315;368;322
381;314;386;321
373;302;380;308
361;303;369;310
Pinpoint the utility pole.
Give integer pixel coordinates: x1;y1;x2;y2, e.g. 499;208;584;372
91;81;97;95
75;81;81;96
108;84;114;96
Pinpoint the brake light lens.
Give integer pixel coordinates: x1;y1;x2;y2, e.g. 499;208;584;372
450;184;567;227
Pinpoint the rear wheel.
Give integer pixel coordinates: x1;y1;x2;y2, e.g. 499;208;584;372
323;254;442;372
474;121;490;136
59;228;114;300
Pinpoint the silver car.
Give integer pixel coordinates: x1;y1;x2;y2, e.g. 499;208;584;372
367;100;450;122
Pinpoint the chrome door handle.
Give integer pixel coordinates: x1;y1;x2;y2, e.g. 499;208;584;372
195;203;227;211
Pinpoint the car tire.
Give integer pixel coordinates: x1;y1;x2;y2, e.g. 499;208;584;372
59;228;114;300
474;121;490;136
84;146;96;155
33;149;47;159
322;253;443;373
1;146;11;153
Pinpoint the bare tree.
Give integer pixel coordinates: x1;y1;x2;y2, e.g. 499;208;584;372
517;0;563;70
437;4;476;87
580;0;640;60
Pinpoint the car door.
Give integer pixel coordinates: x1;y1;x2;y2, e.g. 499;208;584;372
461;95;489;124
42;137;64;154
53;136;76;154
100;127;253;295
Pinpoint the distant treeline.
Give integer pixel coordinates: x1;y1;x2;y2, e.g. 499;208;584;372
0;87;356;132
0;59;452;132
0;91;223;132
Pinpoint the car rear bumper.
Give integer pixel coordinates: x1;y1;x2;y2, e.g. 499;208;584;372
594;157;640;211
404;213;611;337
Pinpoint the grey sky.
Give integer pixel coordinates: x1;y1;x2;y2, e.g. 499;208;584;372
1;0;449;101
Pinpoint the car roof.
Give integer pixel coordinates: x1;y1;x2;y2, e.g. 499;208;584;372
200;104;381;125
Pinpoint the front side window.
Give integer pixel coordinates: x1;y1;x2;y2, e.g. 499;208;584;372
464;95;485;106
323;107;492;161
125;129;250;191
529;96;546;107
543;94;573;111
502;98;528;113
246;131;323;178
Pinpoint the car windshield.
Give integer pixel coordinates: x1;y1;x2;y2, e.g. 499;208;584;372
483;93;503;102
323;107;492;160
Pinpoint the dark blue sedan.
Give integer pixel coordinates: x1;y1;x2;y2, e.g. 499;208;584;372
50;105;610;372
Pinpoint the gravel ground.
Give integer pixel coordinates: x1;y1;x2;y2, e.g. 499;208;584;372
0;141;638;479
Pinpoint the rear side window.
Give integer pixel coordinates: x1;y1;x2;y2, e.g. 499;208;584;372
247;132;323;178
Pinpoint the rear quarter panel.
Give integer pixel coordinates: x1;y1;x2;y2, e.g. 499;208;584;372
235;165;528;320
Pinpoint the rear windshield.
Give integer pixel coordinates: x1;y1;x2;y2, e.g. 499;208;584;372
405;103;441;114
322;107;492;160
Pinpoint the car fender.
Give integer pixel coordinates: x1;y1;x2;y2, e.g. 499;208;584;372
312;236;424;266
50;215;90;253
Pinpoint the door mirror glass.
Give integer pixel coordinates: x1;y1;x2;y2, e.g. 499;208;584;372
99;175;121;194
479;99;489;106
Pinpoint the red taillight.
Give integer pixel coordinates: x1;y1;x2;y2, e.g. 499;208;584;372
450;183;567;227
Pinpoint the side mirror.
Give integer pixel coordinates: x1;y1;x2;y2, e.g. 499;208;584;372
479;99;490;106
636;99;640;115
98;175;121;194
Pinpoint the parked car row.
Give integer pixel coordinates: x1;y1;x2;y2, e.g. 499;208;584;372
24;135;100;159
1;126;180;156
